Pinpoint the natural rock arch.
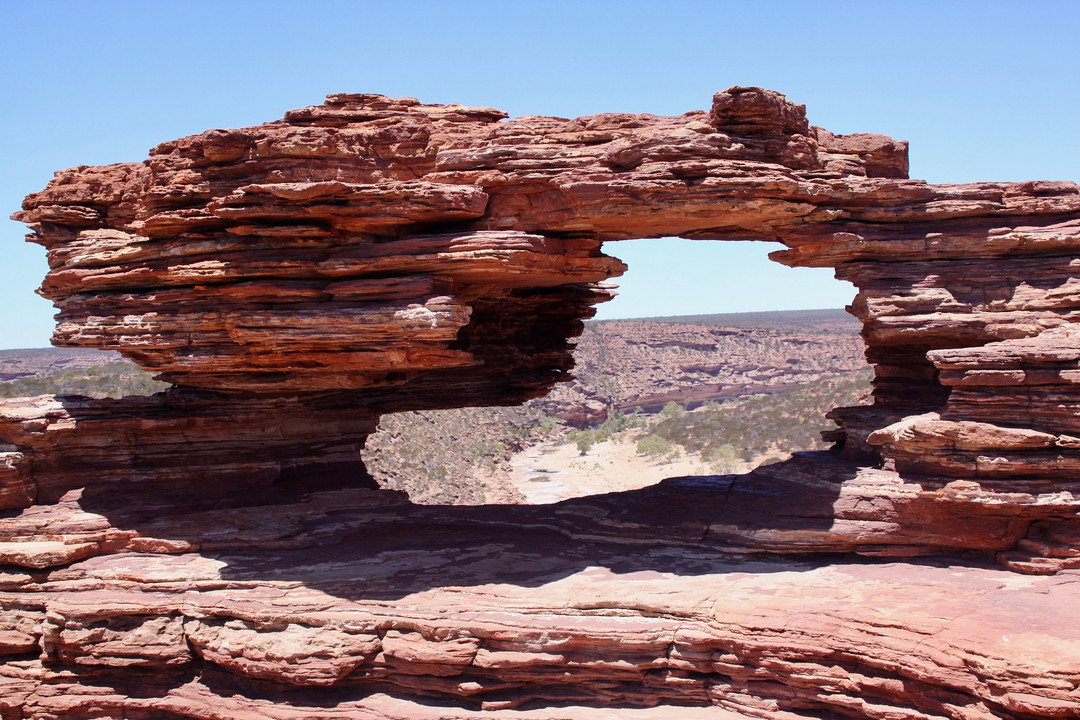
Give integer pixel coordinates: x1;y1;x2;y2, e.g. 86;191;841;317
2;88;1080;719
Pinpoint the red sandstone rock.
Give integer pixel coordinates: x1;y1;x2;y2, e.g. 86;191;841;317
1;483;1078;718
0;392;379;514
4;88;1080;718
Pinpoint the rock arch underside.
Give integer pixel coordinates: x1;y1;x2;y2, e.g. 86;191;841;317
3;87;1080;719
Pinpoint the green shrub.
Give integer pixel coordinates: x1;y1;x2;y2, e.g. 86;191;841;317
636;434;674;458
575;430;596;455
660;401;685;419
704;444;740;473
538;415;560;435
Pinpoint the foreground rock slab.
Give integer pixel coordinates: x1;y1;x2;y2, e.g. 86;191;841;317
2;475;1078;720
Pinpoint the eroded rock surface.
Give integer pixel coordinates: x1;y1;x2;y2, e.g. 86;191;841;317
4;475;1080;719
3;87;1080;717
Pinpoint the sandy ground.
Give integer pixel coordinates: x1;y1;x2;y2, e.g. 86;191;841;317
507;433;713;504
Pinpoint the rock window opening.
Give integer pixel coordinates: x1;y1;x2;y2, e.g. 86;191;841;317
362;238;873;506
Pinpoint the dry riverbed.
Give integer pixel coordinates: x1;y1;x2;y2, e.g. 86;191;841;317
506;433;719;504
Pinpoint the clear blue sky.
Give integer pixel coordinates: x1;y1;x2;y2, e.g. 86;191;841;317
2;0;1077;348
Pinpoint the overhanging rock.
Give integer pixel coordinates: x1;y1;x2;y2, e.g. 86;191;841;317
3;88;1080;719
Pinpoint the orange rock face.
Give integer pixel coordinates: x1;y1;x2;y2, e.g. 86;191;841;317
3;87;1080;718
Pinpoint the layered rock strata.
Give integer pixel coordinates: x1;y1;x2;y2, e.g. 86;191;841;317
0;392;379;514
4;88;1080;717
3;478;1079;720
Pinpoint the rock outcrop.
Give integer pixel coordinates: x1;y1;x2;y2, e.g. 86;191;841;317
4;481;1079;719
3;87;1080;718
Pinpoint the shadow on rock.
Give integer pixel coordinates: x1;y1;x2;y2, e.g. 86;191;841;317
60;451;885;603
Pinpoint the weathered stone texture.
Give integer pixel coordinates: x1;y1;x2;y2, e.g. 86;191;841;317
3;480;1080;719
4;87;1080;718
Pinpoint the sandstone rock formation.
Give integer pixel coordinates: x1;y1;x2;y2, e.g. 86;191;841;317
3;87;1080;718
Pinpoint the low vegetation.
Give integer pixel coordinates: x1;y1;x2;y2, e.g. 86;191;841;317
645;368;873;466
364;366;872;503
362;405;561;505
0;361;170;398
635;433;676;459
566;410;646;455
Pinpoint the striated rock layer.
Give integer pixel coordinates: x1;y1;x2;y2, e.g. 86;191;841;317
3;478;1079;720
3;88;1080;717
